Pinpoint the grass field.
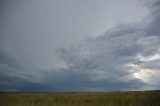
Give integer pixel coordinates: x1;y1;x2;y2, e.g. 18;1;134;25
0;90;160;106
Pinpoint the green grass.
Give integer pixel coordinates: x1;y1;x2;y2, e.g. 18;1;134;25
0;90;160;106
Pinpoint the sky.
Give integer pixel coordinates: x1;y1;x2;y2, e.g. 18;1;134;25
0;0;160;92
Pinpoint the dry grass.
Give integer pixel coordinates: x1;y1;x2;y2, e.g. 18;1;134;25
0;90;160;106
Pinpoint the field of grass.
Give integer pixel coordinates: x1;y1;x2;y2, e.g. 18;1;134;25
0;90;160;106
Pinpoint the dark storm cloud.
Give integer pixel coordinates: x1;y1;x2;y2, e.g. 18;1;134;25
47;0;160;91
146;0;160;35
0;51;17;67
0;0;160;92
0;50;49;91
53;25;145;91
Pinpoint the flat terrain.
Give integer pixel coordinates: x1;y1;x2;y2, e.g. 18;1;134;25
0;90;160;106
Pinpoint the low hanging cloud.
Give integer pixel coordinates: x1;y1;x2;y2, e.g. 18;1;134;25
0;0;160;92
52;0;160;91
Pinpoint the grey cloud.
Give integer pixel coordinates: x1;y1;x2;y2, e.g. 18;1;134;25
0;51;50;91
0;0;160;92
147;0;160;35
52;0;160;91
55;25;146;91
